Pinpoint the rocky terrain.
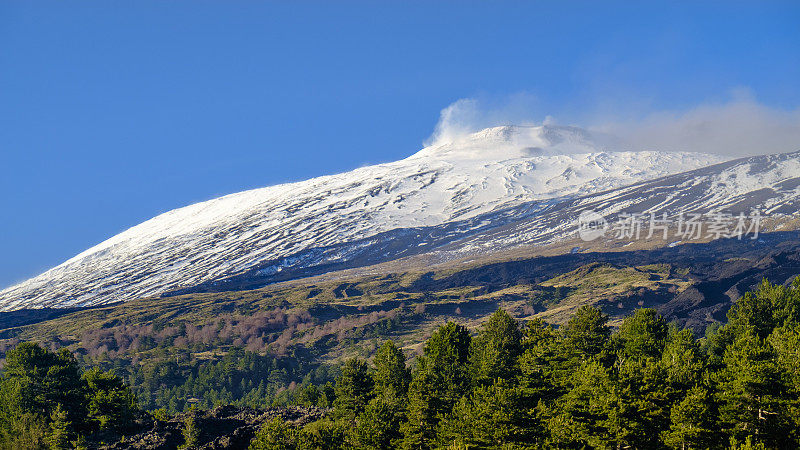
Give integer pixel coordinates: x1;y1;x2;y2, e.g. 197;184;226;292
102;406;326;450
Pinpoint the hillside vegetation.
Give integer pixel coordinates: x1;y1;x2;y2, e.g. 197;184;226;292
0;260;695;412
250;279;800;449
1;279;799;448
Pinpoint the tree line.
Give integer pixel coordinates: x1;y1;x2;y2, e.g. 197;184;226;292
1;279;799;448
0;342;140;448
251;279;800;449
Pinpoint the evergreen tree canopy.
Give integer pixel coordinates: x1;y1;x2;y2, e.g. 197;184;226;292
416;321;472;406
0;342;141;448
561;305;611;358
0;342;87;431
615;308;668;359
399;321;471;449
83;367;139;432
717;330;797;447
5;280;800;449
372;340;410;400
469;309;523;385
333;358;373;418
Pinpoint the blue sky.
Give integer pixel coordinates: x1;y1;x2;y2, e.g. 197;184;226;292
1;1;799;288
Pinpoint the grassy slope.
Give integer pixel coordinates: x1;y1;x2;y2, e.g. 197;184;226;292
0;261;690;364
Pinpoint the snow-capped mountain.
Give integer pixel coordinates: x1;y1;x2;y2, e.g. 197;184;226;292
0;125;726;310
175;149;800;296
428;150;800;260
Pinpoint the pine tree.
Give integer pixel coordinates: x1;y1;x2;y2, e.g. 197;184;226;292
768;324;800;436
717;330;796;447
615;308;668;359
296;383;321;407
399;322;471;449
83;367;139;433
349;340;410;448
435;380;530;448
727;279;780;339
179;414;200;449
0;343;88;431
0;411;49;450
469;309;523;386
518;319;563;402
561;305;611;359
662;327;705;396
297;418;347;450
372;340;410;400
662;385;719;450
729;435;769;450
419;321;472;405
45;405;74;450
609;356;671;448
321;382;336;408
249;417;297;450
399;366;438;450
333;358;373;419
545;359;615;447
352;397;403;449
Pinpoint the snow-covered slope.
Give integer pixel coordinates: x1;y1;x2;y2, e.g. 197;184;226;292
436;150;800;259
0;125;725;310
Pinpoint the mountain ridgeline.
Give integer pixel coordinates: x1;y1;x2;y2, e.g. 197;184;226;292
3;126;800;312
1;125;731;310
1;125;800;448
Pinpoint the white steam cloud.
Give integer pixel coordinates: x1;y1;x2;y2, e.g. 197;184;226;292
426;91;800;157
424;93;550;147
595;96;800;156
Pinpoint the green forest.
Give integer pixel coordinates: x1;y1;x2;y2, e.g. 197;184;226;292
2;279;800;449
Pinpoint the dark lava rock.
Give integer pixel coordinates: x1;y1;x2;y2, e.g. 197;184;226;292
102;405;327;450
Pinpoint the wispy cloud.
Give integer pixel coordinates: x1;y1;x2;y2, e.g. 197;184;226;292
424;93;548;147
425;90;800;156
593;92;800;156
